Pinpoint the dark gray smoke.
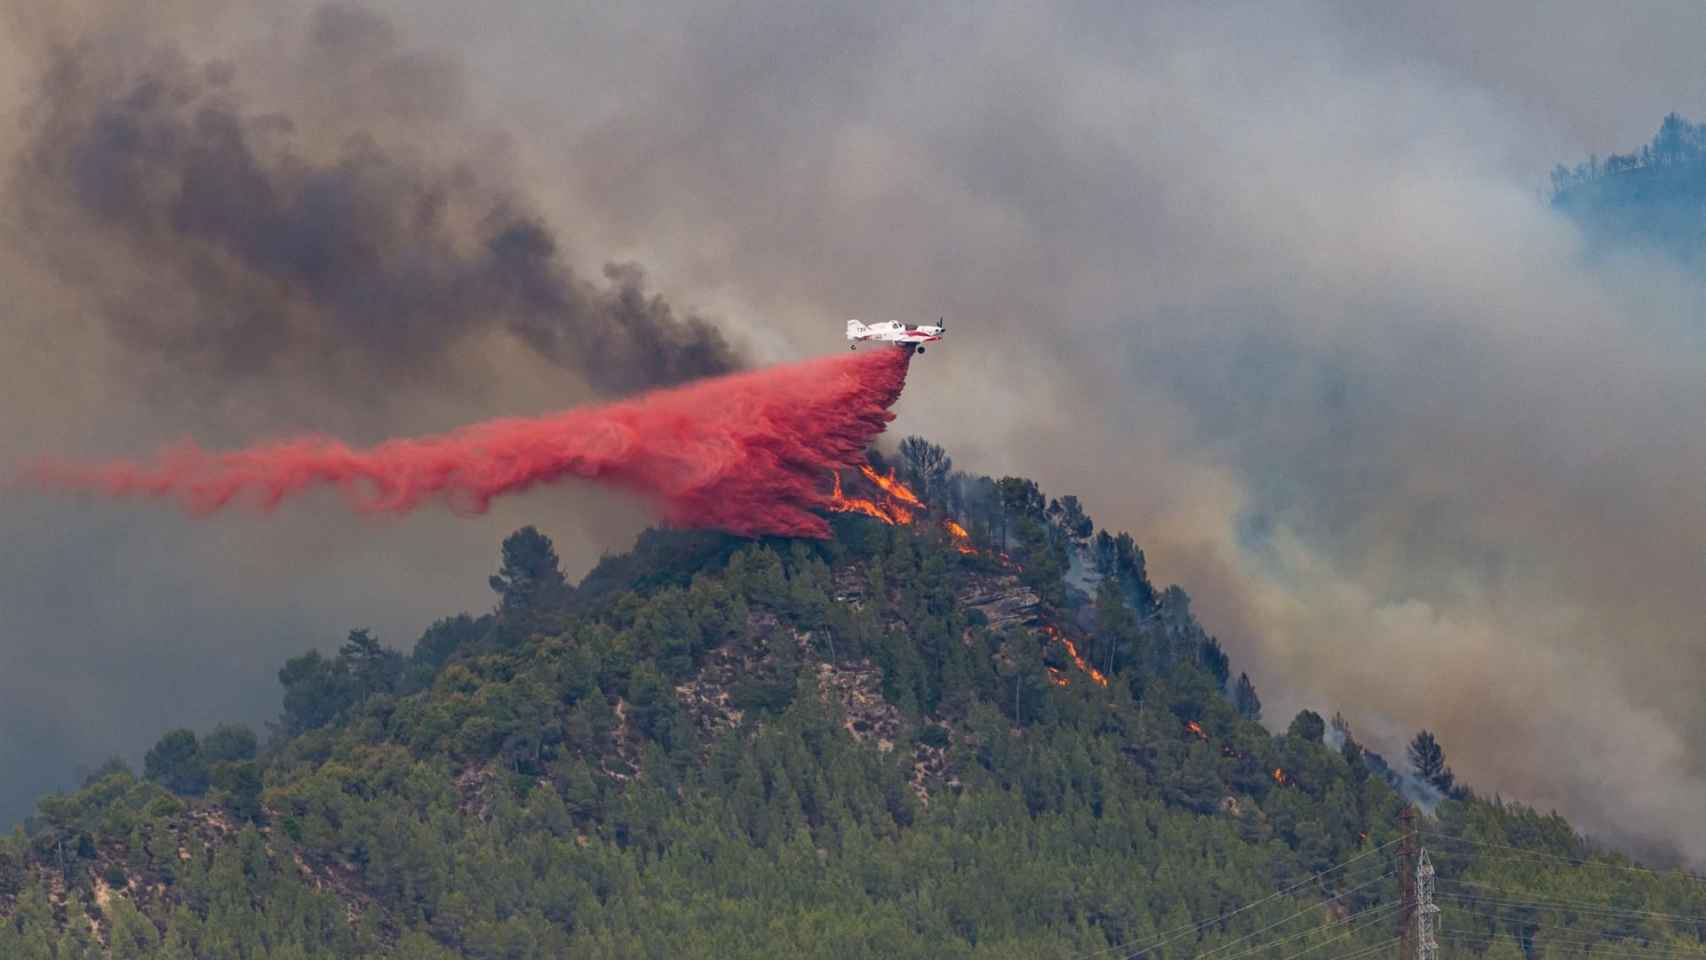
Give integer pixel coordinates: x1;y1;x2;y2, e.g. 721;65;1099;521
10;2;738;403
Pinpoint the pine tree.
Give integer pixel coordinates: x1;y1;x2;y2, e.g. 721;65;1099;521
1233;673;1262;721
1288;710;1325;743
1407;730;1456;793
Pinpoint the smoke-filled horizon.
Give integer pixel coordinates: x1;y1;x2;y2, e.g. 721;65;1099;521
7;0;1706;866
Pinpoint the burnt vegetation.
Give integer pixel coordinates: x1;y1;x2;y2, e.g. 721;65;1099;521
4;439;1704;958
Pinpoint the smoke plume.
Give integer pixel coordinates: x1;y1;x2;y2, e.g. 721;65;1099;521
465;1;1706;863
9;1;738;402
32;350;912;538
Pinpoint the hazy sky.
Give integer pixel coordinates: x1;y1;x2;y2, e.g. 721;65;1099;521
3;0;1705;861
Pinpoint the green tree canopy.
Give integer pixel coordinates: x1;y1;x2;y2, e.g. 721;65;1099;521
142;730;206;796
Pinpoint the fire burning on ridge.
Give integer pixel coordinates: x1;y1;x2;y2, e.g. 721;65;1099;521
859;465;925;508
828;466;976;553
1042;625;1108;687
826;466;1108;689
1183;721;1294;788
829;471;916;525
943;519;978;554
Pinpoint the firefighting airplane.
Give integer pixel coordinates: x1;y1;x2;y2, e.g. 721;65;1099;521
845;317;946;354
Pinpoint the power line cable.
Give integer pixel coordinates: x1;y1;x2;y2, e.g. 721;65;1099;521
1435;879;1706;923
1210;900;1403;960
1066;837;1406;960
1317;939;1402;960
1435;931;1706;960
1438;928;1706;960
1272;927;1398;960
1437;901;1706;948
1421;833;1706;888
1180;872;1398;960
1432;889;1706;926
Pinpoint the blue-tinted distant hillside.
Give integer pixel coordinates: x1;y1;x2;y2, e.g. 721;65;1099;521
1552;113;1706;265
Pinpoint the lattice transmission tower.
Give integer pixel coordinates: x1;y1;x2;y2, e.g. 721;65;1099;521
1416;848;1439;960
1397;806;1440;960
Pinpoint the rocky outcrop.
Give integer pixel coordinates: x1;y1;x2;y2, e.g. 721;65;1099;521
956;575;1042;633
674;610;808;737
816;659;900;752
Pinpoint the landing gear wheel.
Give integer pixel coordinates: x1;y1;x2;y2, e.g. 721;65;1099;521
916;345;925;354
849;344;856;351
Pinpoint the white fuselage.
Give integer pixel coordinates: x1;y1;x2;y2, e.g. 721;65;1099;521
846;319;944;348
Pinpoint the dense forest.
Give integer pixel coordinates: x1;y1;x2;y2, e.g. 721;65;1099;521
4;438;1706;959
1551;113;1706;264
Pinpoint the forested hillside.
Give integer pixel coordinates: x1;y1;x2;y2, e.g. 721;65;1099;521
1552;113;1706;264
4;440;1705;959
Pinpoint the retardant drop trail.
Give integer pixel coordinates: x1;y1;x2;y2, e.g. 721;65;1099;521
30;349;913;539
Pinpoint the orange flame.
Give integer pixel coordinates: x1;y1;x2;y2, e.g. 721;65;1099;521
828;471;914;525
1043;624;1108;687
1186;720;1207;741
828;466;1084;699
828;467;988;562
859;465;924;508
943;519;978;554
1272;767;1290;786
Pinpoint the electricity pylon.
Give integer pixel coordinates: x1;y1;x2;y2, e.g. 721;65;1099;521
1417;848;1439;960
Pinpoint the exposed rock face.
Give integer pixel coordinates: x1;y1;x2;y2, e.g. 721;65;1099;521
910;722;958;803
832;567;868;607
665;560;1067;806
454;763;502;820
955;575;1042;633
4;800;384;949
675;646;750;737
814;660;958;804
675;610;807;737
816;659;900;752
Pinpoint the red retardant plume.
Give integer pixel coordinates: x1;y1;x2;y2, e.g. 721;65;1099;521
31;349;913;539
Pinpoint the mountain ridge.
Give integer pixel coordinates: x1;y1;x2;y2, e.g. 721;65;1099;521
3;443;1702;959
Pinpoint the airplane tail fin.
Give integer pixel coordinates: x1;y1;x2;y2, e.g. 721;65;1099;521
845;319;867;338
